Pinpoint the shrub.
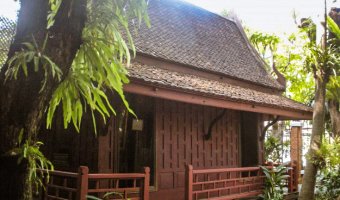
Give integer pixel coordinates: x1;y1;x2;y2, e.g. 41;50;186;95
259;165;289;200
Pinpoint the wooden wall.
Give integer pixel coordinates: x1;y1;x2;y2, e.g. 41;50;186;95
97;115;118;173
155;99;240;191
40;94;263;200
39;111;99;172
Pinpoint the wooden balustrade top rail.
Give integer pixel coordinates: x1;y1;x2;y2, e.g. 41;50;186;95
88;173;147;179
39;169;78;177
191;166;265;174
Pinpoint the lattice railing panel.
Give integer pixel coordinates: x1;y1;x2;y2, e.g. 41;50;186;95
186;165;265;200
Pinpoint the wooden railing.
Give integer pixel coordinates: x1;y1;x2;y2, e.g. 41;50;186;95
39;166;150;200
185;163;298;200
185;165;265;200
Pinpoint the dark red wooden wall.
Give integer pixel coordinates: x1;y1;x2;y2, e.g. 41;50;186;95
39;111;99;172
155;98;240;191
40;94;262;200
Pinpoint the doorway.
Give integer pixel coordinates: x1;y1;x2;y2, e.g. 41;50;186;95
116;94;155;185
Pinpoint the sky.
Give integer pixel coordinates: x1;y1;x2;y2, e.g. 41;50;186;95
0;0;340;34
185;0;340;34
0;0;19;20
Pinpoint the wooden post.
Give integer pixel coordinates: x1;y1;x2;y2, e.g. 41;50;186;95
185;165;193;200
143;167;150;200
77;166;89;200
288;163;293;193
290;122;302;183
287;161;298;192
293;160;299;192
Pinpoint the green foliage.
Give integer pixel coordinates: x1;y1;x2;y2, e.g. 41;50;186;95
264;135;289;163
247;29;315;104
312;137;340;169
249;31;280;59
314;137;340;200
5;34;62;91
327;16;340;40
327;75;340;101
301;16;340;82
7;129;54;193
277;32;315;104
259;165;289;200
299;18;317;44
304;43;340;80
326;16;340;103
47;0;62;29
315;168;340;200
46;0;150;133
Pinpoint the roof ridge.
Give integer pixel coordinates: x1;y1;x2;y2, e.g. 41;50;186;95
173;0;237;23
229;15;285;91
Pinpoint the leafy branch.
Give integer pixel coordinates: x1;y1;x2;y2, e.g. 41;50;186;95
46;0;150;133
5;34;62;92
47;0;63;29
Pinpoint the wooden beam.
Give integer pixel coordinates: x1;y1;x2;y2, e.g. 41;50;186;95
124;83;313;120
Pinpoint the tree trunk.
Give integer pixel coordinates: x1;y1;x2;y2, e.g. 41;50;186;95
329;100;340;137
299;78;327;200
0;0;86;199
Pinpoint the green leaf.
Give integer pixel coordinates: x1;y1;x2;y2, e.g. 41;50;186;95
18;129;24;146
327;16;340;40
45;0;150;133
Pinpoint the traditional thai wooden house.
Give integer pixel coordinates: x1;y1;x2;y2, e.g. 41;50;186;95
38;0;312;199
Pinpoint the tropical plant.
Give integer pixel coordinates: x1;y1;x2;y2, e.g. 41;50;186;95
315;168;340;200
299;10;340;199
46;0;150;133
5;34;62;90
314;137;340;200
328;16;340;40
259;165;289;200
264;135;289;163
312;137;340;169
326;15;340;138
6;129;54;196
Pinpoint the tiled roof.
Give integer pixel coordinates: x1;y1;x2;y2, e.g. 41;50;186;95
128;62;312;113
132;0;284;90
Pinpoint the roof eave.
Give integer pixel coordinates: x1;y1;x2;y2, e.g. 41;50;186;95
124;81;313;120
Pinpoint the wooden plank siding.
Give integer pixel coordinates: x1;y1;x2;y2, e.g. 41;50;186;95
39;110;99;172
155;99;240;192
